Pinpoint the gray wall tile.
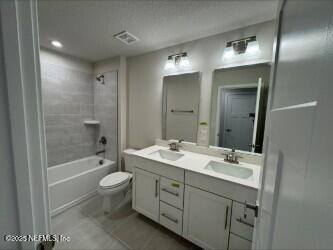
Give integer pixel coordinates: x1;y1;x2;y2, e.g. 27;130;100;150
42;61;118;167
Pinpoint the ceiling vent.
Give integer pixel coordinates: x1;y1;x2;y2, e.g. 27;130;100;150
114;31;139;45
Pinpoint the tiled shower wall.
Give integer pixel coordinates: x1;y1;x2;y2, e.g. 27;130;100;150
94;72;118;161
40;50;118;167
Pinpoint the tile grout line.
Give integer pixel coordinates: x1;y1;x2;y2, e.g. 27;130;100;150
76;203;135;250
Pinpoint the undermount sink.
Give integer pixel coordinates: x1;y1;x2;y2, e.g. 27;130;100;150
149;149;184;161
204;161;253;179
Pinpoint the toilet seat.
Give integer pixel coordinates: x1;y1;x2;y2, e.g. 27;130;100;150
99;172;131;189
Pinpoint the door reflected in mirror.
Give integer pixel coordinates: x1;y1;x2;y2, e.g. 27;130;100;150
210;64;270;153
162;72;201;143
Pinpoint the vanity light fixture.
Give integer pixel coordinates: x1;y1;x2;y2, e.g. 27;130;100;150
179;53;190;67
222;36;260;59
222;46;234;59
164;52;189;70
246;40;260;55
51;40;63;48
164;56;175;70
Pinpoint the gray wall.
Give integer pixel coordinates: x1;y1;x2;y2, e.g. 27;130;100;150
40;49;118;167
0;16;20;249
94;71;118;161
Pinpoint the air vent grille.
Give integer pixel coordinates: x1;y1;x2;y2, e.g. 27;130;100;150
114;31;139;45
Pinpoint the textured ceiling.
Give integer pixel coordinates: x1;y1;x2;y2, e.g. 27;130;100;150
38;0;278;62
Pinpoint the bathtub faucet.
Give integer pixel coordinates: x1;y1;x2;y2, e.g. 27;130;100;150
96;149;105;156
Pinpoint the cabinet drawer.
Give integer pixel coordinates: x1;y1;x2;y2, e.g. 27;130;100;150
160;177;184;209
159;201;183;235
228;233;252;250
230;201;255;241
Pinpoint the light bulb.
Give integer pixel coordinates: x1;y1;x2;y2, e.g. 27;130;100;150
179;55;190;68
246;40;260;55
164;57;175;70
222;46;234;60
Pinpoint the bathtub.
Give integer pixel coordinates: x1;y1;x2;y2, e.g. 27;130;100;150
48;156;116;216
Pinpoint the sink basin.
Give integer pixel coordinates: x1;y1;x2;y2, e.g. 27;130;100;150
204;161;253;179
149;149;184;161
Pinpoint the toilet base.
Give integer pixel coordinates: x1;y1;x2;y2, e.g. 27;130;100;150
99;184;132;214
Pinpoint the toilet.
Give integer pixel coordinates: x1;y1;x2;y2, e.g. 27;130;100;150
98;148;137;213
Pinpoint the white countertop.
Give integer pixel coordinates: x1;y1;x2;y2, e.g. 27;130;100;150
131;145;260;190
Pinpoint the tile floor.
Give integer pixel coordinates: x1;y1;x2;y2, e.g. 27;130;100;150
51;195;201;250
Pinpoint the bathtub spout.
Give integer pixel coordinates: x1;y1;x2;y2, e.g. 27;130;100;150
96;149;105;156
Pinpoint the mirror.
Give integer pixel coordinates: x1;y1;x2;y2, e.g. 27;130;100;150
162;72;201;143
209;64;270;153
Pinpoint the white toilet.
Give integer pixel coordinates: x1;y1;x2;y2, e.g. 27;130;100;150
98;149;136;213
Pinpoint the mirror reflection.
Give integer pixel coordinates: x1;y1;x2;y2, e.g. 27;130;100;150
209;64;271;153
162;72;201;143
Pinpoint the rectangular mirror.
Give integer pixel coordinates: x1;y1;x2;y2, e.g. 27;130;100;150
162;72;201;143
209;64;270;153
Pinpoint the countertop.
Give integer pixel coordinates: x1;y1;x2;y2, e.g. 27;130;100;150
131;145;260;190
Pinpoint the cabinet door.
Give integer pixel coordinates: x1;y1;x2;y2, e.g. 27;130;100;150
183;185;232;250
133;168;160;222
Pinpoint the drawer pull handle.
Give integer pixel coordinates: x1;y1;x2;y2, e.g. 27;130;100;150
155;180;158;197
225;206;229;230
236;217;254;228
161;188;179;197
161;213;178;224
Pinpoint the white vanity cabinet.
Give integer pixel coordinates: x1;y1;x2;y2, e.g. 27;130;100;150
183;185;232;250
130;150;258;250
132;168;160;222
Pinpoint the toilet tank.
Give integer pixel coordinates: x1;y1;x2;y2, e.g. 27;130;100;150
123;148;137;173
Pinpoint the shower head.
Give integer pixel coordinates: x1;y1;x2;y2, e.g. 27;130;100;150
96;74;105;84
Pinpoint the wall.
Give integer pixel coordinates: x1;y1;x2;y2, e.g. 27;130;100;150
40;49;96;167
127;20;276;149
210;64;271;151
0;18;20;249
94;71;118;161
94;56;127;170
41;49;122;166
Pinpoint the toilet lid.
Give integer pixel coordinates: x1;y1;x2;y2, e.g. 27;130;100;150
99;172;130;189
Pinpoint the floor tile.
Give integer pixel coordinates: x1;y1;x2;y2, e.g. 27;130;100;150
91;200;136;234
52;195;200;250
111;213;160;250
52;206;89;235
143;224;199;250
56;217;128;250
77;195;104;217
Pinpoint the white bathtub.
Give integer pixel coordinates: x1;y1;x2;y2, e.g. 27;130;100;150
48;156;116;216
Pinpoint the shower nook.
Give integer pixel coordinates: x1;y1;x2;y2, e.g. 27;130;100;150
40;49;119;215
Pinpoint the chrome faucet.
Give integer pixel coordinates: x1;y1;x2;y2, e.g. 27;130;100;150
168;139;184;151
222;147;241;164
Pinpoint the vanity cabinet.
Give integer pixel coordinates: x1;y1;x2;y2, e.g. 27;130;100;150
160;176;184;209
228;233;252;250
132;168;160;222
131;151;257;250
183;185;232;250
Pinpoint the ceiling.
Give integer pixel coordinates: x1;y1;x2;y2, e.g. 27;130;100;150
38;0;278;62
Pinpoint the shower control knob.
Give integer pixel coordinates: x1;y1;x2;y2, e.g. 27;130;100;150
99;136;107;145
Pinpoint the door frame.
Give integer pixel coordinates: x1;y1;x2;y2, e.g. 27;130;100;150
215;83;258;146
0;0;50;248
